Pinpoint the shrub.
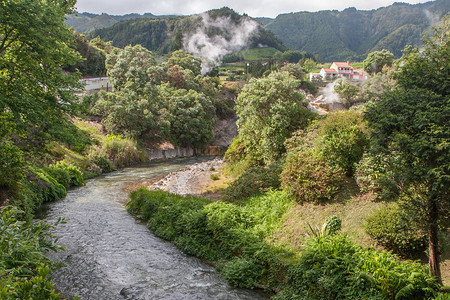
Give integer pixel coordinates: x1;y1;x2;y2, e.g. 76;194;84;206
210;174;220;180
0;138;25;191
355;152;400;200
0;207;63;298
91;155;113;173
221;257;264;289
44;161;85;188
365;203;427;257
28;167;67;203
315;110;369;175
277;235;438;300
89;134;144;169
281;150;346;203
223;162;282;201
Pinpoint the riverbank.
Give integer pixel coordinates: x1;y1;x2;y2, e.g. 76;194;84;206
124;157;225;199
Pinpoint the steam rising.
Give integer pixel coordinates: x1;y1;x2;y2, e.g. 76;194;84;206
183;14;259;75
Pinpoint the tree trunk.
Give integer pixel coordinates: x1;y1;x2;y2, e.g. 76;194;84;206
428;196;442;285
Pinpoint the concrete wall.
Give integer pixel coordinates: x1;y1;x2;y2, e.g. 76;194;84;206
146;146;227;161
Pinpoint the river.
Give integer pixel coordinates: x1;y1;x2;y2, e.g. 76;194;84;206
40;157;266;299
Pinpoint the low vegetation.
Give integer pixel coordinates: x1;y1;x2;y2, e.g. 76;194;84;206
128;189;440;298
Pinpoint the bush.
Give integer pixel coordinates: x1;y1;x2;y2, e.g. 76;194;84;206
0;138;25;191
281;150;346;203
223;162;282;201
277;235;438;300
365;203;427;257
28;167;67;203
91;155;113;173
355;152;400;200
0;207;63;298
221;257;263;289
89;134;144;169
127;189;294;286
315;110;369;175
43;161;85;188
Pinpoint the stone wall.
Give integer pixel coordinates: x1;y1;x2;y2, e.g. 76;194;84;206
146;146;227;161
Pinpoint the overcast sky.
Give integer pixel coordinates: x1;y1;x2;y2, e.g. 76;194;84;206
75;0;428;18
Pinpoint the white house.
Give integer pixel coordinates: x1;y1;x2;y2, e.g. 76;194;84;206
310;62;367;81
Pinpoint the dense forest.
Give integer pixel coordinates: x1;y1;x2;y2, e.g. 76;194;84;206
66;1;449;61
1;0;449;298
87;8;286;56
263;0;449;60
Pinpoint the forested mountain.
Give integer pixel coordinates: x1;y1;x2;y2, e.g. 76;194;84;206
66;12;178;34
87;8;286;55
262;0;449;61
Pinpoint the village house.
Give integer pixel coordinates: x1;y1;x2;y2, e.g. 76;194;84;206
80;77;110;92
310;61;367;81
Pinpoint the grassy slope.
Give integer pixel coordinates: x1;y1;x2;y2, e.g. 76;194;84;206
205;167;450;286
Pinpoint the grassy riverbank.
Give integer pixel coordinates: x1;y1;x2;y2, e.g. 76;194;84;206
0;120;145;298
127;188;441;299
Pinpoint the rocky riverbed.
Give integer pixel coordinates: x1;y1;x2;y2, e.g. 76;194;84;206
123;157;224;197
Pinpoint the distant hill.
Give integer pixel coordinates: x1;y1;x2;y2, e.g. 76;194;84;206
65;12;179;34
262;0;449;61
86;8;287;55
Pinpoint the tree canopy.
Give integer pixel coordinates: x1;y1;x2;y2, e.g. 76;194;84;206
365;20;449;282
0;0;81;139
235;71;315;164
363;49;394;74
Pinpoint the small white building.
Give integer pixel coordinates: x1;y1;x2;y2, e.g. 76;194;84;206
80;77;110;91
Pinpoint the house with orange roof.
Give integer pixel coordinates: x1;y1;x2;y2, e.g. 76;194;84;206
310;61;366;81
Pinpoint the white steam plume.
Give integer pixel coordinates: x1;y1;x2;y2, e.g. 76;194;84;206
183;14;259;75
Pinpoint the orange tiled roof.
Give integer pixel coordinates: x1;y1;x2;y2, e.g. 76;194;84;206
323;68;338;73
333;62;352;68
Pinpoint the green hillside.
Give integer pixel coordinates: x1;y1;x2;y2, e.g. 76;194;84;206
263;0;449;61
87;8;286;55
65;12;179;34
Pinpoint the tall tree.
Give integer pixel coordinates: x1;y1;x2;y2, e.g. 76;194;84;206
0;0;81;140
235;71;315;164
365;18;449;283
363;49;394;74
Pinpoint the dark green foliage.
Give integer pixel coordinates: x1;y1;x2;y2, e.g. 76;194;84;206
27;167;67;203
88;8;286;55
0;137;25;193
276;235;438;300
265;0;449;61
365;24;449;281
161;86;216;148
45;120;92;153
366;203;427;257
64;33;106;77
0;207;64;298
0;0;82;144
221;257;263;289
223;162;282;201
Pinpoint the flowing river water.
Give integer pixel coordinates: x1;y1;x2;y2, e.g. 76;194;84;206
40;157;267;300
